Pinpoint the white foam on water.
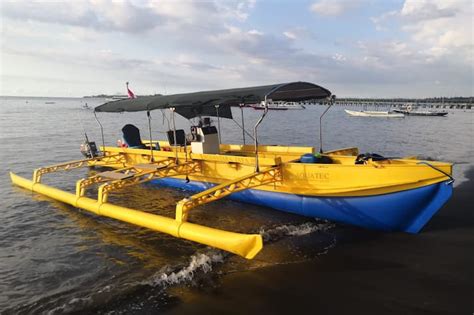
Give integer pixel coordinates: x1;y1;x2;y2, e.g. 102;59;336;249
38;224;331;314
36;252;224;314
148;251;225;288
260;221;334;242
46;296;93;315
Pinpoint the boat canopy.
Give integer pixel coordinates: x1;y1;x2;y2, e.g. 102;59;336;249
94;82;332;119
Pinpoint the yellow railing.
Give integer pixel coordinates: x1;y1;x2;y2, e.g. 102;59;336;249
33;154;125;183
175;167;282;222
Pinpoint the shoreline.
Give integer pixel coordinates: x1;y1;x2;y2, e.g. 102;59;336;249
165;167;474;315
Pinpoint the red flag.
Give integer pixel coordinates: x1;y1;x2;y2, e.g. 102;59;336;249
126;82;136;99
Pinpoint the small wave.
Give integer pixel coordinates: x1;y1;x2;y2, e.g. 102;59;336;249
17;252;225;315
260;221;334;242
11;225;332;314
147;251;225;288
44;296;93;315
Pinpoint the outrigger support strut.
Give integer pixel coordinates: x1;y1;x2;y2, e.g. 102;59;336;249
33;154;126;183
95;161;201;203
75;158;171;198
175;166;282;222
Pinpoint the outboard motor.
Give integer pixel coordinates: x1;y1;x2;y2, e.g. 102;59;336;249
80;140;99;158
187;126;199;142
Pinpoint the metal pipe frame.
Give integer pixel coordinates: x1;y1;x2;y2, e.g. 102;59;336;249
170;107;178;163
319;95;335;154
253;96;269;172
175;166;281;222
32;154;125;183
215;104;221;144
93;111;106;154
97;161;201;203
147;110;155;162
240;104;246;144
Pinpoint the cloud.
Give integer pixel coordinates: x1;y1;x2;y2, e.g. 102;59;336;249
216;0;256;21
210;26;301;67
332;53;346;62
371;0;473;64
310;0;363;16
209;22;472;95
1;0;472;97
283;31;297;40
370;10;397;31
1;1;162;32
1;0;256;33
282;27;318;41
400;0;459;21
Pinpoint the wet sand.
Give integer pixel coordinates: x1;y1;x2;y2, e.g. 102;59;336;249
166;168;474;315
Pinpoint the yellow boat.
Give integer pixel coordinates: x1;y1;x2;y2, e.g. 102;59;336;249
10;82;453;259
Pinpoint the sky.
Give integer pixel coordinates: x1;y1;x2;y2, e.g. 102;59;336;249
0;0;472;98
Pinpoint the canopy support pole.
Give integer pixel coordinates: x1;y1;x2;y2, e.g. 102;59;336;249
319;95;335;154
147;110;154;162
232;118;254;141
215;104;221;145
253;96;269;172
93;111;105;155
170;107;178;164
240;104;246;145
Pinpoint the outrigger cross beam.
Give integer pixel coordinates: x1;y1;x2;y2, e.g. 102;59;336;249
10;82;454;259
11;153;268;258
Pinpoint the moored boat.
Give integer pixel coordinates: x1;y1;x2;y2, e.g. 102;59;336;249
345;109;404;117
393;109;448;116
252;100;306;110
393;104;448;116
10;82;453;259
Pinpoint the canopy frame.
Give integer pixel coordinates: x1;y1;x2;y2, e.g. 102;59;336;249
94;82;332;171
94;81;331;119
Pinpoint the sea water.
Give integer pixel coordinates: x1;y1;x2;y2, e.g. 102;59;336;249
0;97;472;313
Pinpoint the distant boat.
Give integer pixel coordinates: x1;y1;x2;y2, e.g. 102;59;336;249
393;105;448;117
345;109;404;118
393;109;448;116
82;103;91;110
45;101;56;104
252;101;306;110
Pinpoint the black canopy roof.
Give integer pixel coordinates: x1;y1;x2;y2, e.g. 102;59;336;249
94;82;332;119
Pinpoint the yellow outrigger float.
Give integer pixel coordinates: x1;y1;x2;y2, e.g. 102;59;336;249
10;82;454;259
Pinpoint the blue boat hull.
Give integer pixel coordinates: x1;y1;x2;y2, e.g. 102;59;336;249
151;178;453;233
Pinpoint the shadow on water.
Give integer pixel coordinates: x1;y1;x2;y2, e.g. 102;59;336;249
159;168;474;315
423;167;474;232
4;187;201;314
5;168;338;314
